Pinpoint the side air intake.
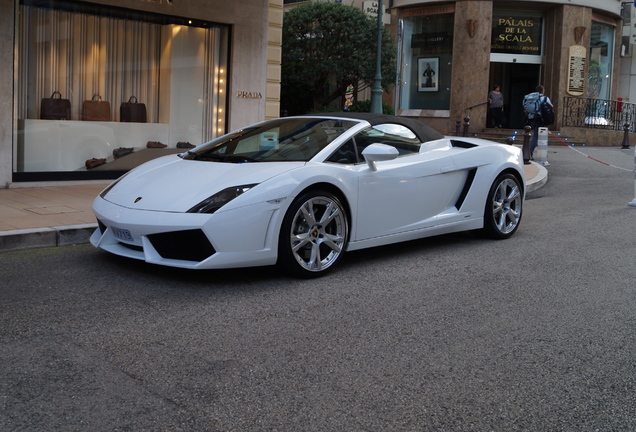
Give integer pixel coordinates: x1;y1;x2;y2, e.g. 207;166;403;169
455;168;477;210
451;140;478;149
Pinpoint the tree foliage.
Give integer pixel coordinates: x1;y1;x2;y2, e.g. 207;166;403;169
281;2;396;114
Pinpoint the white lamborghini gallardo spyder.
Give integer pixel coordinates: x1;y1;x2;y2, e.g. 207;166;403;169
91;113;525;277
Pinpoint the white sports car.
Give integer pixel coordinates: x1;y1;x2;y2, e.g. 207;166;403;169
91;113;525;277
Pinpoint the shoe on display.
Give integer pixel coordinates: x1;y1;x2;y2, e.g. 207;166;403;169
85;158;107;169
147;141;167;148
113;147;135;159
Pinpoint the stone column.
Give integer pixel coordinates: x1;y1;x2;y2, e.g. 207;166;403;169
266;0;283;120
0;0;14;187
449;1;493;135
544;4;592;131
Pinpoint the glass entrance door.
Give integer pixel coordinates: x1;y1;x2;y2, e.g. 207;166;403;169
489;62;542;129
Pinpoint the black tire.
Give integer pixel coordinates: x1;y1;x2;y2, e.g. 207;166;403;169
481;173;523;239
278;190;349;278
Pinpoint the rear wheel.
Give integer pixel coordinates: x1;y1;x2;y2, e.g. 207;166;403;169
482;173;522;239
278;190;348;278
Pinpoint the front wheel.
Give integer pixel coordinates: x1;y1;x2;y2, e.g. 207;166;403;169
481;173;523;239
278;190;349;278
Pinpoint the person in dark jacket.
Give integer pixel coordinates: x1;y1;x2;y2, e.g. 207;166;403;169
488;84;504;128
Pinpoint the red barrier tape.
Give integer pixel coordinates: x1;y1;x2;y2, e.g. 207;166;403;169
548;131;635;173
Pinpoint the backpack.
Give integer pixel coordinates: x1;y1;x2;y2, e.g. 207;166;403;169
540;97;554;126
522;92;541;118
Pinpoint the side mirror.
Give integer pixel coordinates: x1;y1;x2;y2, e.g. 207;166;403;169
362;143;399;171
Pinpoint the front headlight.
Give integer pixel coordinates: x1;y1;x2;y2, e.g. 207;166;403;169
187;184;257;214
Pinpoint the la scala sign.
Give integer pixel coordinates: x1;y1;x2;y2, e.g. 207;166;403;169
362;1;390;24
491;15;542;55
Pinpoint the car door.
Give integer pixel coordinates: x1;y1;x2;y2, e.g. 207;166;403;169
353;125;459;241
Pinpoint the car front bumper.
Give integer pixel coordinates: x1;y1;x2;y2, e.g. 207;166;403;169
90;196;284;269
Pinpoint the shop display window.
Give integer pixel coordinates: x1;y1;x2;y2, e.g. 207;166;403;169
588;20;615;100
14;0;229;180
398;12;454;111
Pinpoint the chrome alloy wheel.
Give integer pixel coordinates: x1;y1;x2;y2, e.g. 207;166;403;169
491;176;522;235
288;194;348;273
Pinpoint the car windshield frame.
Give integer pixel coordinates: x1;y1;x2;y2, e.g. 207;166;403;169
181;117;360;163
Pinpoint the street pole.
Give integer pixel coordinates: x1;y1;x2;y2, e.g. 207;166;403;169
370;0;383;114
394;19;403;114
629;143;636;207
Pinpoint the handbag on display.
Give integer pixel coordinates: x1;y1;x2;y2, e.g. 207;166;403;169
120;95;147;123
82;93;111;121
40;91;71;120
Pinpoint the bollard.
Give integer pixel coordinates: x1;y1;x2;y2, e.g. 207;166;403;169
463;116;470;137
629;144;636;207
621;123;630;149
522;125;532;164
455;120;461;136
536;127;549;166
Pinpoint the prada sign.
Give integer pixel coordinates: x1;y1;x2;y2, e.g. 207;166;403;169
236;91;263;99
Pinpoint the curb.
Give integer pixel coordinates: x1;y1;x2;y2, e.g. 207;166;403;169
526;162;549;193
0;223;97;253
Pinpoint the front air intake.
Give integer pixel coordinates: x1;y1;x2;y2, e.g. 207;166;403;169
97;219;107;235
147;229;216;262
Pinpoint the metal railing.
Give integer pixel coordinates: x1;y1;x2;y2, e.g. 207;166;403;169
562;97;636;133
464;101;489;114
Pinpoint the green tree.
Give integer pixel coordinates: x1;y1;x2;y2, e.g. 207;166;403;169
281;2;396;115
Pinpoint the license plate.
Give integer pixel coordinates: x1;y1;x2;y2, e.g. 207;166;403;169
111;226;133;242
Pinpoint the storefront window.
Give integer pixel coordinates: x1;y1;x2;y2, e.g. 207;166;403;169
398;9;454;111
588;20;615;100
15;0;229;180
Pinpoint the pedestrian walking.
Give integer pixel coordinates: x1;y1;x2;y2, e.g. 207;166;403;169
523;85;553;157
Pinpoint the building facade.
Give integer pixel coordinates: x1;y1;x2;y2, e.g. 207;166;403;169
620;1;636;101
1;0;625;187
0;0;283;187
389;0;623;139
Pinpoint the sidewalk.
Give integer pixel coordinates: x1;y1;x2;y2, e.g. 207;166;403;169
0;182;106;252
0;163;548;253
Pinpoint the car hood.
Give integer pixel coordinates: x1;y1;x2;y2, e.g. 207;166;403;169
102;155;304;212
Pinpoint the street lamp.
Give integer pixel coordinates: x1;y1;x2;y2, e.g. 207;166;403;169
370;0;383;114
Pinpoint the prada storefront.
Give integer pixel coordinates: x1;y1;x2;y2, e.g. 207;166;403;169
391;0;622;135
0;0;282;187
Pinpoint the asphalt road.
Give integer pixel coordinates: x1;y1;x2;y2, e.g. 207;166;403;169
2;145;636;431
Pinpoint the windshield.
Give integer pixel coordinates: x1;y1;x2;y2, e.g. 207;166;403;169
181;118;359;163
